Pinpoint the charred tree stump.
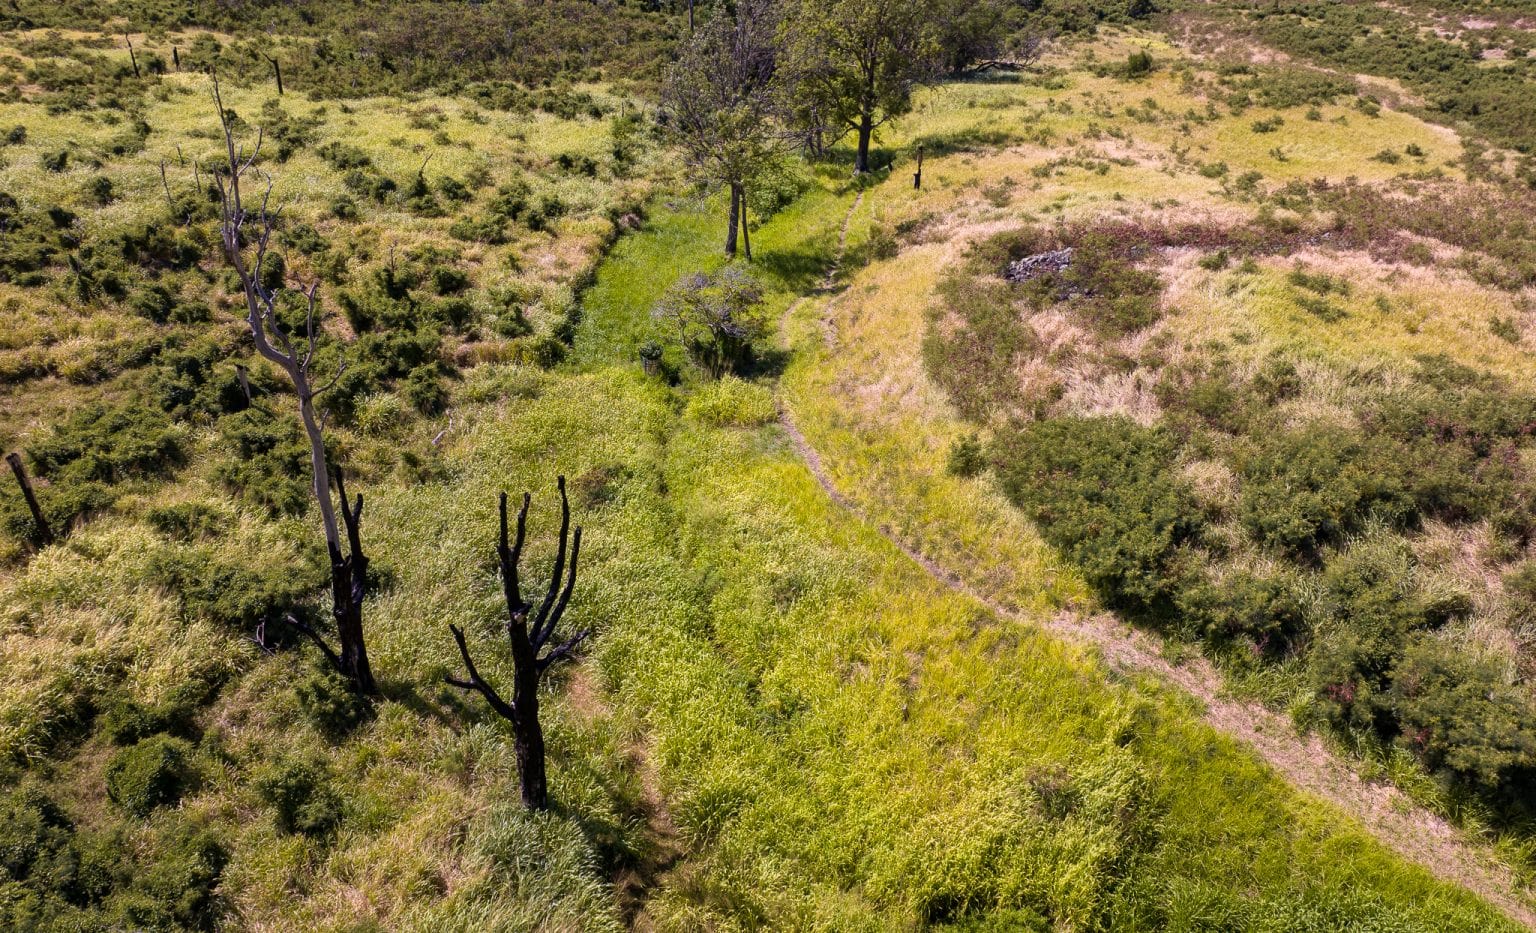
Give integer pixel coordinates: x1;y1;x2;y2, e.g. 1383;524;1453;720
173;46;180;71
913;145;924;189
5;452;52;546
125;35;140;78
263;54;283;95
447;478;591;811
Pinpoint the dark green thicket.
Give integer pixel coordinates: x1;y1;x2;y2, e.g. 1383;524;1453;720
2;1;678;96
148;536;327;631
105;735;196;817
992;416;1200;614
0;785;226;929
1221;1;1536;153
253;756;344;836
925;206;1536;818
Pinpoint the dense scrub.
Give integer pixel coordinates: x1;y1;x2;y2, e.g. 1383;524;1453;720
924;207;1536;832
1196;1;1536;154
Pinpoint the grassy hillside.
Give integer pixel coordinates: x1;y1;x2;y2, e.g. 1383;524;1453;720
2;13;1535;933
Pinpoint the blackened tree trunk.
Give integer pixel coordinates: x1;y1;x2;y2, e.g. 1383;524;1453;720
6;452;52;546
330;469;375;693
740;187;752;261
263;55;284;95
725;182;742;257
447;479;591;811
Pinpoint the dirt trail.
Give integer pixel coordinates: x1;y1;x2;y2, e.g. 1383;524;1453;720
775;195;1536;930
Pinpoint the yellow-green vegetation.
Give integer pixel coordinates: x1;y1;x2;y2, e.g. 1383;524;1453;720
785;27;1536;913
4;13;1536;933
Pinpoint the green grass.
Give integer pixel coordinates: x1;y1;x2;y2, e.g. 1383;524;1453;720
0;25;1529;930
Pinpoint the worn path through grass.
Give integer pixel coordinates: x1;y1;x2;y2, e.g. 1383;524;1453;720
774;185;1536;929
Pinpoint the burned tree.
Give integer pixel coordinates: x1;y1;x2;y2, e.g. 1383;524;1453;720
6;451;52;546
447;478;590;811
211;77;377;695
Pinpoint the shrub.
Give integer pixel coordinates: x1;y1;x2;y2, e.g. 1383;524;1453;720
295;666;369;739
123;820;227;930
402;364;449;415
922;273;1037;422
212;409;310;516
254;757;343;836
1123;50;1154;79
1009;230;1164;338
1387;640;1536;792
653;268;768;379
40;149;68;172
1175;568;1305;656
992;417;1200;612
28;404;184;484
105;735;195;817
946;433;986;478
684;376;777;427
148;543;325;631
84;175;115;205
1237;426;1412;558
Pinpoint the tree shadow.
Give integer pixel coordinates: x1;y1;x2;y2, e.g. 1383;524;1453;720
753;244;833;293
911;127;1025;158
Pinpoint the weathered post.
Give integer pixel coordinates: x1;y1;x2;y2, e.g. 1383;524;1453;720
6;452;53;546
235;364;253;405
125;35;140;78
913;145;925;189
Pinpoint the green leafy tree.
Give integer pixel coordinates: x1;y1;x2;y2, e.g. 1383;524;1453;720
783;0;940;173
662;0;785;257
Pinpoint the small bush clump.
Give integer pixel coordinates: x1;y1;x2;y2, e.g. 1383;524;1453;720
105;735;196;818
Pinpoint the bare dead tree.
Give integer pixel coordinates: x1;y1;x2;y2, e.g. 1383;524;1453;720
210;75;377;695
6;452;52;546
447;478;590;810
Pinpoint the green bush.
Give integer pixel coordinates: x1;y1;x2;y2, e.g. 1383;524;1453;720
150;540;325;631
145;502;225;542
402;364;449;415
992;416;1200;612
28;404;185;484
254;757;343;836
1387;640;1536;793
922;273;1037;422
121;820;227;930
1237;426;1412;557
1175;568;1306;657
1122;49;1154;79
105;735;195;818
946;433;986;478
211;409;311;516
295;666;369;739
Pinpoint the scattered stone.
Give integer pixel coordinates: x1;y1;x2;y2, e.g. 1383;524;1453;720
1004;247;1074;283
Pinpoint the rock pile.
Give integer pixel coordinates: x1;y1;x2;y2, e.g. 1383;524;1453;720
1003;247;1074;283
